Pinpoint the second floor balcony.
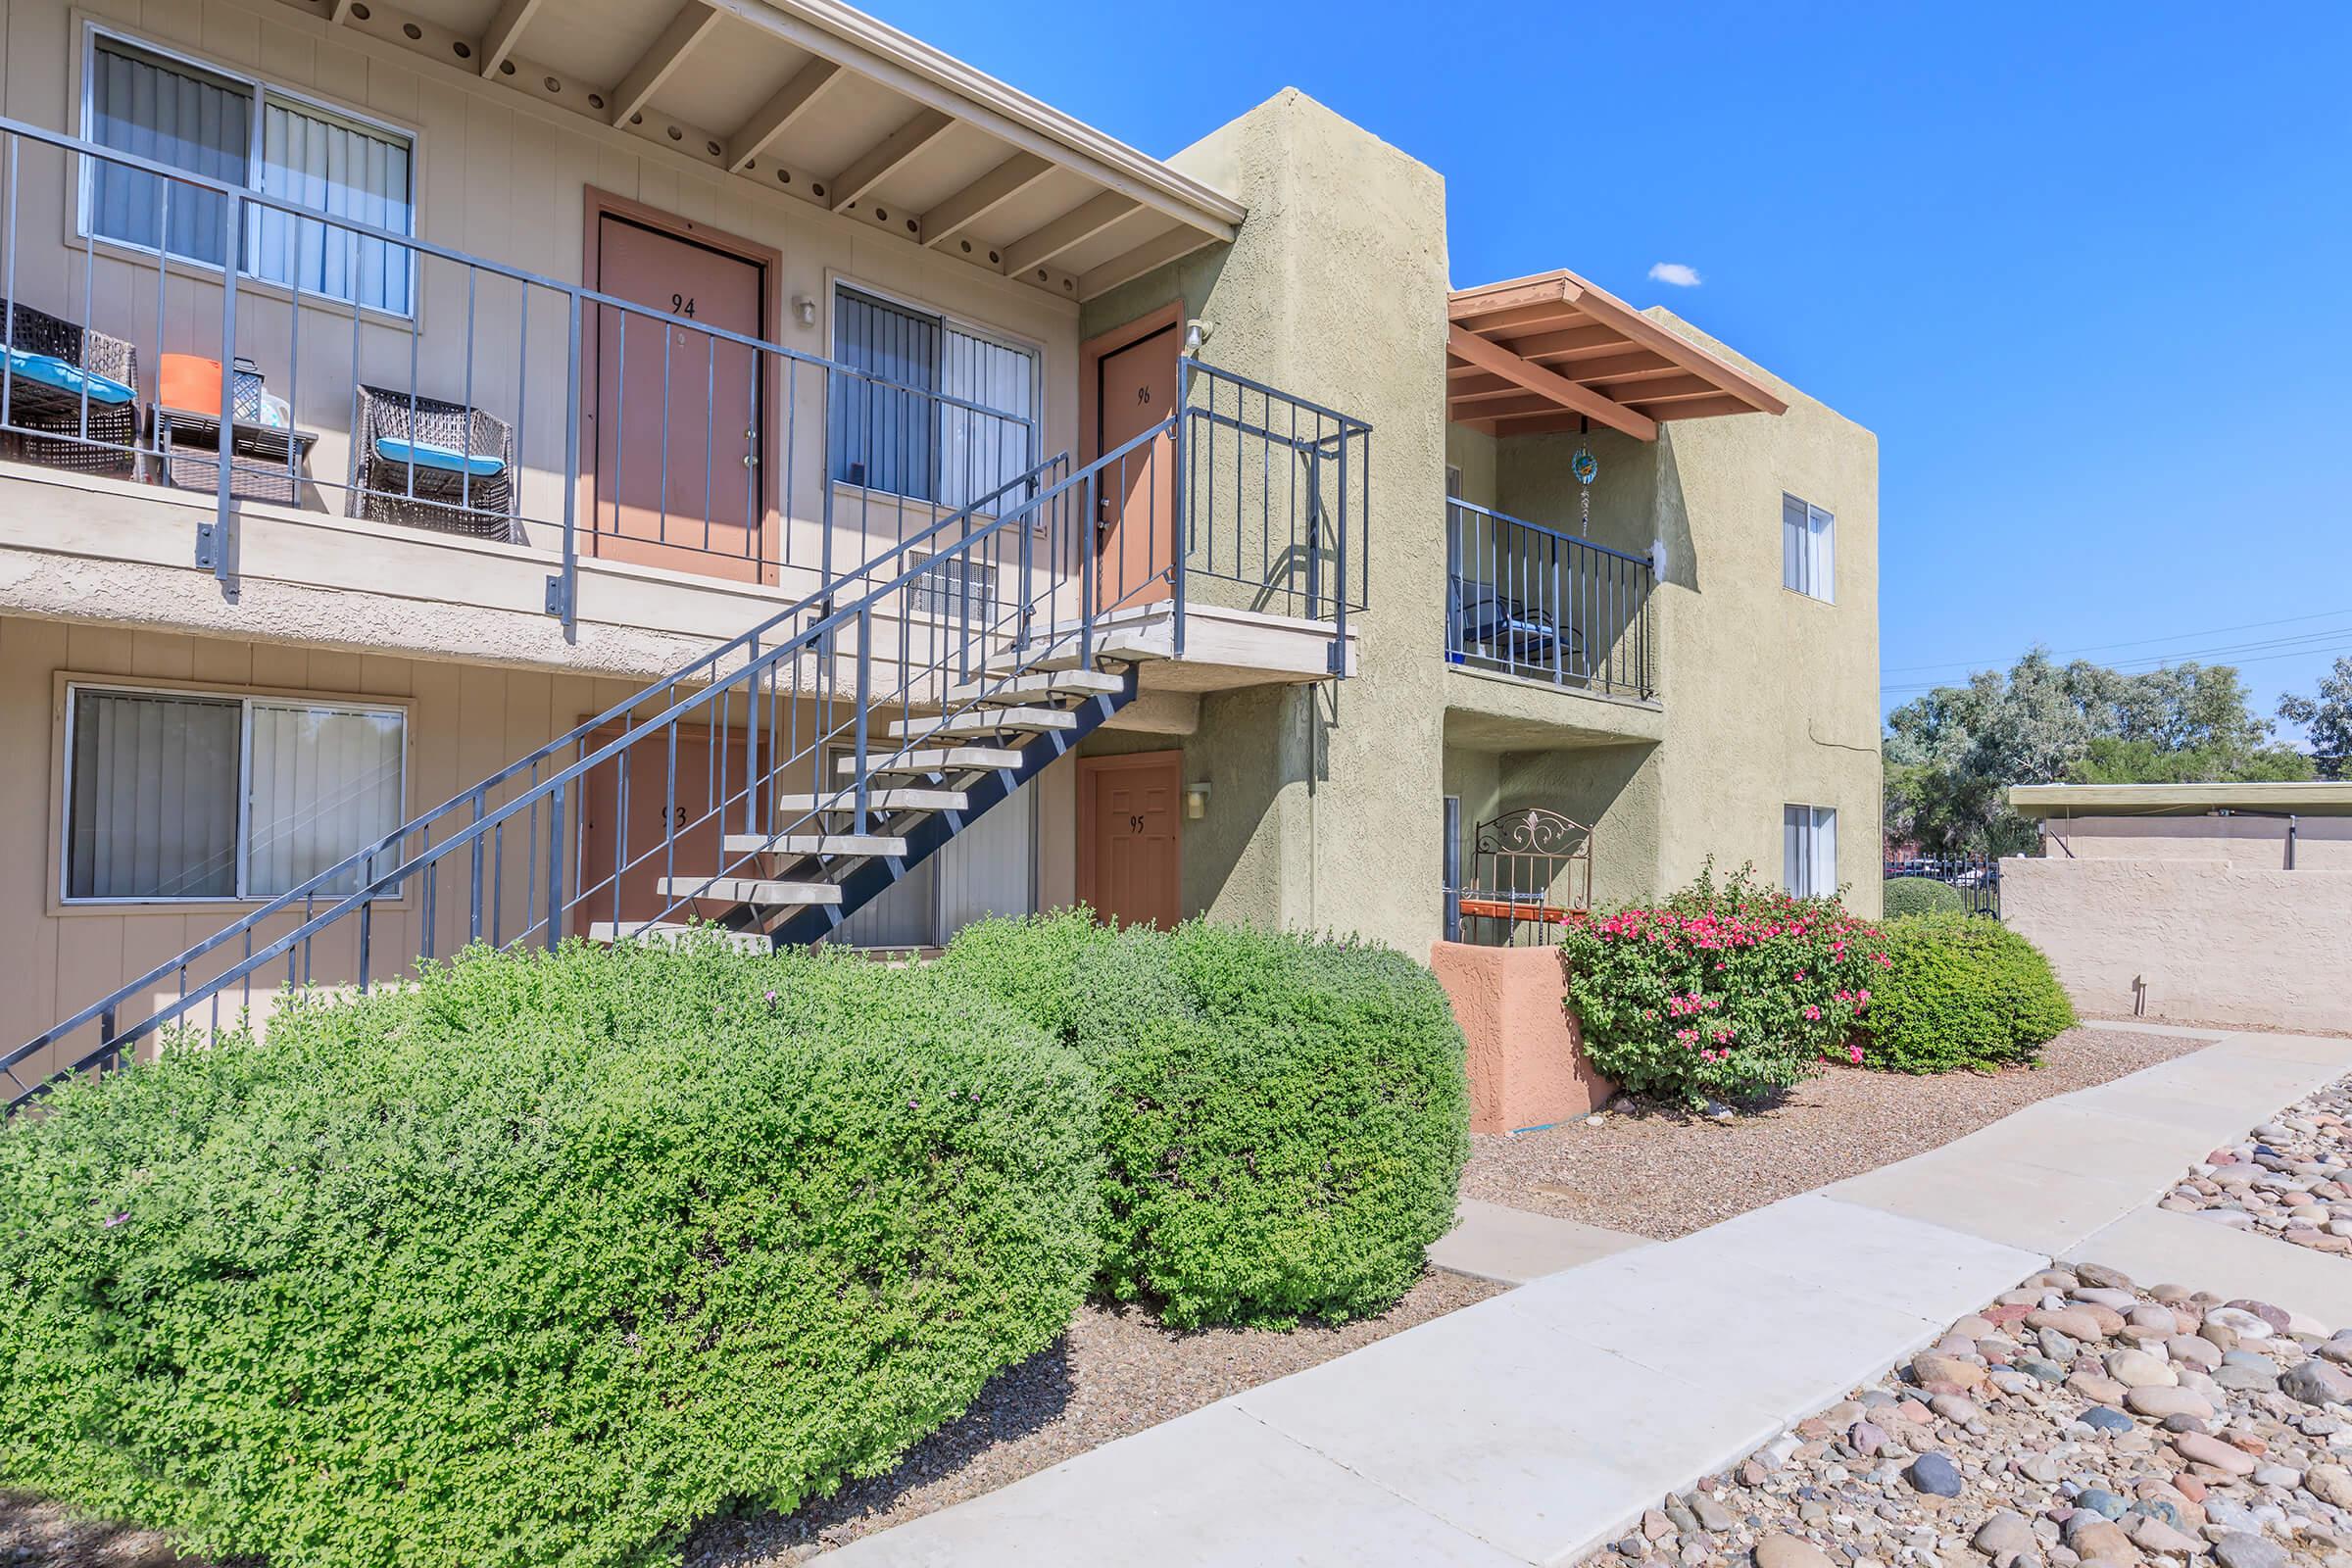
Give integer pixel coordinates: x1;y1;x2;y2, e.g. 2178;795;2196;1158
1446;498;1656;702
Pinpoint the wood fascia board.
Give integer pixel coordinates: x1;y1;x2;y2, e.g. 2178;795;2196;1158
1446;324;1656;441
609;1;724;127
828;107;956;211
723;57;844;172
703;0;1243;241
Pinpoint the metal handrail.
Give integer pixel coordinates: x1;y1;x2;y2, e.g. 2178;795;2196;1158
1445;497;1655;699
0;116;1041;610
1446;497;1653;568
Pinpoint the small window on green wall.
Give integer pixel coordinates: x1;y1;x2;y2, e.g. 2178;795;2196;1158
1782;493;1835;602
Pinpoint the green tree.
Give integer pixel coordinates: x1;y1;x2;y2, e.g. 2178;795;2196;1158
2278;656;2352;780
1884;651;2308;853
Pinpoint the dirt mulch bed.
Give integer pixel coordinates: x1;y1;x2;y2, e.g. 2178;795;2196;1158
686;1267;1500;1564
1459;1026;2206;1241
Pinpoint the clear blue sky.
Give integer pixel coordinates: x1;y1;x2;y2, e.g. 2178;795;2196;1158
867;0;2352;739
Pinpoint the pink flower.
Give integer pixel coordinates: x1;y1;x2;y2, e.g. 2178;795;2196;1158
1847;1045;1864;1064
1794;971;1808;982
1857;989;1871;1004
1802;1004;1823;1021
1876;953;1892;967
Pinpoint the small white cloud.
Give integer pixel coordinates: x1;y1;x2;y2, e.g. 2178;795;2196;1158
1647;262;1702;288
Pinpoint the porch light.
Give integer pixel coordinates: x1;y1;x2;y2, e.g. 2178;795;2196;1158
1185;781;1212;819
793;295;818;328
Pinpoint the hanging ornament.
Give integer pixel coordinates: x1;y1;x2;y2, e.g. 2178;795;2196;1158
1570;446;1597;536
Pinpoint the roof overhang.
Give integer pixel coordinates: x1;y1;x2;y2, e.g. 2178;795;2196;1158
1447;270;1788;440
2010;782;2352;818
300;0;1244;303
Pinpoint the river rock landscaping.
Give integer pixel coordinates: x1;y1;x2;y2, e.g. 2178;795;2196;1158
2163;1079;2352;1254
1579;1262;2352;1568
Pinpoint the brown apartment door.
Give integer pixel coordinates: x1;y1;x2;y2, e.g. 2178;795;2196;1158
1077;751;1182;930
1094;324;1180;611
590;213;765;581
576;723;751;929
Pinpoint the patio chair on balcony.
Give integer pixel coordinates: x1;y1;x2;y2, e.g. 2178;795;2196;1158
0;300;140;476
1448;579;1586;673
347;384;519;543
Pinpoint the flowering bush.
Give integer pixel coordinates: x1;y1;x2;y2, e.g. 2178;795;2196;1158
1559;864;1891;1105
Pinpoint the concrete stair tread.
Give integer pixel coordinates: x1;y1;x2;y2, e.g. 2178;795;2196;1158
772;789;969;812
893;708;1075;739
719;832;908;859
656;877;843;906
841;747;1024;776
945;669;1125;706
584;921;770;953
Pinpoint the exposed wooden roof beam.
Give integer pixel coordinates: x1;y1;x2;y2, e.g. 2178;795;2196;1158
1612;374;1727;406
723;57;843;172
1500;324;1629;363
830;107;956;212
1446;324;1656;441
476;0;546;77
1627;392;1756;420
1003;191;1137;276
328;0;359;22
1079;224;1212;298
922;153;1053;248
609;1;723;128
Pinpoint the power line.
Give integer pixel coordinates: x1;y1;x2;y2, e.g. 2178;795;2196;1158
1881;607;2352;675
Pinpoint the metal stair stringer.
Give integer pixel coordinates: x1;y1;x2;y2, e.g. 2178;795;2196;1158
767;662;1141;948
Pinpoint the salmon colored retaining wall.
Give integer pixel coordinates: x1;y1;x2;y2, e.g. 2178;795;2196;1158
1429;941;1614;1134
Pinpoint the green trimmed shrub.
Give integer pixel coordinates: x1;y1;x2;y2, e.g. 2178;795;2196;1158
1858;913;2077;1073
0;935;1102;1568
940;915;1470;1329
1883;876;1965;919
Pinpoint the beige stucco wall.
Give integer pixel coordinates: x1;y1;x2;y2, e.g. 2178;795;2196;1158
2041;813;2352;870
2003;856;2352;1033
1493;314;1883;913
1074;88;1450;955
0;0;1083;643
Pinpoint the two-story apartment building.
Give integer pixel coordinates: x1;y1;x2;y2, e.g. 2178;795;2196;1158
0;0;1878;1097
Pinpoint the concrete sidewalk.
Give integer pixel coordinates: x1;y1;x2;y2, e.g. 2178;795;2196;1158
827;1025;2352;1568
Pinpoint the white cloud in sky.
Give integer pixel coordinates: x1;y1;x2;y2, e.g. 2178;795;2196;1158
1647;262;1703;288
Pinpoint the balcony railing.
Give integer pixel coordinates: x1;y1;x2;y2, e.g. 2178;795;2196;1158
0;116;1051;621
1446;498;1654;700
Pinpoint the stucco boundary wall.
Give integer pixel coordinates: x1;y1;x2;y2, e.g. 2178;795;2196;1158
2001;857;2352;1034
1429;941;1613;1134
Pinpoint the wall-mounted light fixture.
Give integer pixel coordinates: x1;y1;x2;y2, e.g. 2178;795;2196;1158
1184;318;1214;355
793;294;818;328
1184;781;1212;820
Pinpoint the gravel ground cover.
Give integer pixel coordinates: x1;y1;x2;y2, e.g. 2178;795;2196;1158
1462;1028;2207;1241
683;1269;1499;1564
0;1271;1497;1568
2166;1081;2352;1254
1580;1262;2352;1568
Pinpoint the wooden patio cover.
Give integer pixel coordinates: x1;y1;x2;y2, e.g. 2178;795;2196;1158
1447;270;1788;441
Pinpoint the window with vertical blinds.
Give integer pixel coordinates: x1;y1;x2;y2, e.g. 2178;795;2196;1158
1783;804;1838;900
830;286;1039;510
83;31;416;314
64;686;407;904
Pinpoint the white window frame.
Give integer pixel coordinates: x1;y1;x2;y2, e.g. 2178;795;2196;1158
60;680;411;906
1782;492;1835;603
825;273;1044;513
1783;804;1838;900
75;21;421;318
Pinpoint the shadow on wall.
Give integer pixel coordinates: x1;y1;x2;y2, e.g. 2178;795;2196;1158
1653;428;1696;595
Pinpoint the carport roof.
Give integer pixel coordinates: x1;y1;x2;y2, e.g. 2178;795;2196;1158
2009;782;2352;818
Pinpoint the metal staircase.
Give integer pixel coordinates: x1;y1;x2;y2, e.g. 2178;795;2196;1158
1;358;1370;1107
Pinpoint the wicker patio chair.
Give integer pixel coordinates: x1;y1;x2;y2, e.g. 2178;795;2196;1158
346;383;520;543
0;299;140;476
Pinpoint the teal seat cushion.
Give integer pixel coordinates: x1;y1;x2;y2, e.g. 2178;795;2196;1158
373;436;505;479
5;347;135;406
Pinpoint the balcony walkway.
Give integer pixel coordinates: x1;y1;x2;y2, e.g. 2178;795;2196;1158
826;1020;2352;1567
